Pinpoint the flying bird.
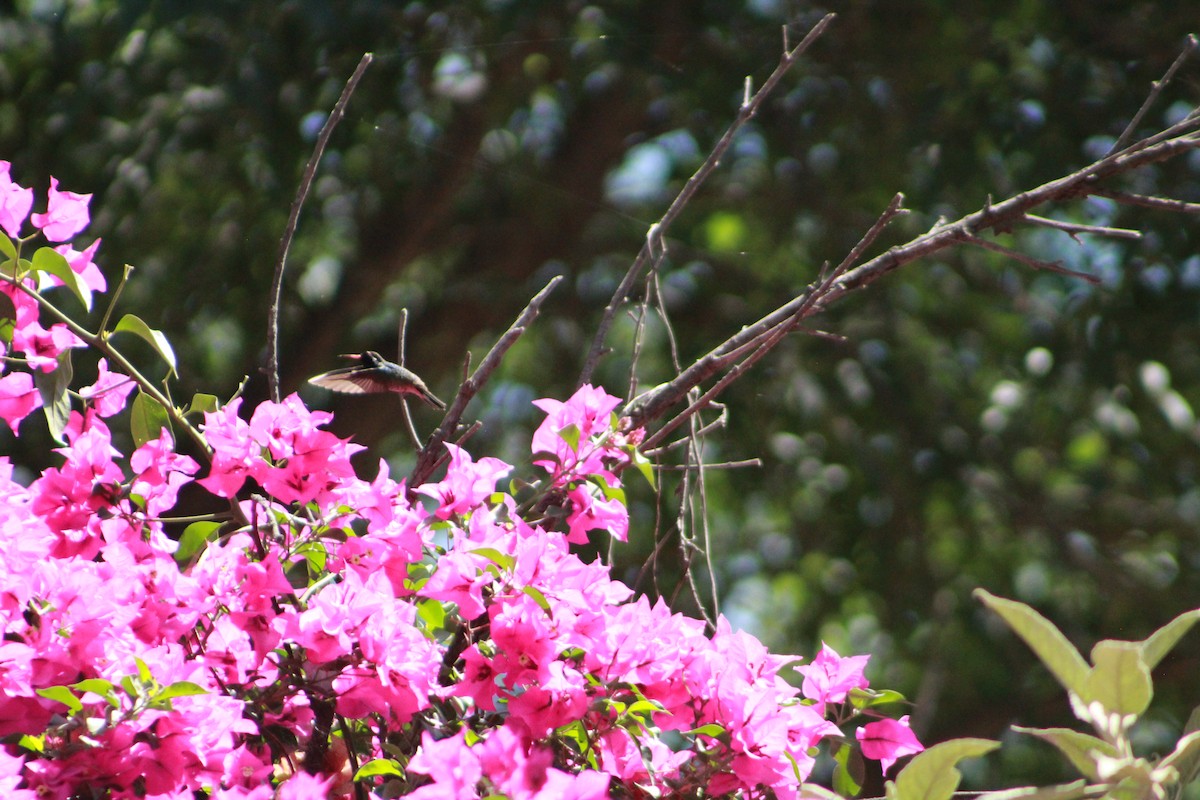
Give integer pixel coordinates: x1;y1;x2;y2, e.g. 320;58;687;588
308;351;445;410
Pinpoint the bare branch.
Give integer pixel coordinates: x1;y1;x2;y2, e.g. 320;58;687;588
622;123;1200;433
962;233;1101;283
409;276;563;488
577;13;836;386
395;309;422;451
1092;187;1200;214
1109;34;1199;155
267;52;373;403
1021;213;1143;240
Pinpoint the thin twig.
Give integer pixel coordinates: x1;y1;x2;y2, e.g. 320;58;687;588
577;13;836;386
266;52;373;403
409;276;563;489
962;233;1101;283
1108;34;1198;155
1021;213;1143;240
396;308;422;450
654;458;762;471
1092;187;1200;214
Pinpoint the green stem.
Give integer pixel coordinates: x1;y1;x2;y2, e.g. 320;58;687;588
2;274;211;461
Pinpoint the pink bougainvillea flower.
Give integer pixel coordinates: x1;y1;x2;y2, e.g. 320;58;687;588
795;642;870;710
0;160;33;238
0;372;40;432
79;358;135;418
415;442;511;520
30;176;91;242
54;237;106;293
564;482;629;543
857;714;924;773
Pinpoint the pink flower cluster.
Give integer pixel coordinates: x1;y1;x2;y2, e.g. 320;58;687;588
0;165;922;798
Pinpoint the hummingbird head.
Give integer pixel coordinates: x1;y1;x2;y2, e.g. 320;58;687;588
339;350;387;368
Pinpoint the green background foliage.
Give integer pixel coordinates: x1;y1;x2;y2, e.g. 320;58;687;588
3;0;1199;786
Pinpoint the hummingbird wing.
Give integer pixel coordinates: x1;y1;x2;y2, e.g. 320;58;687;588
308;366;386;394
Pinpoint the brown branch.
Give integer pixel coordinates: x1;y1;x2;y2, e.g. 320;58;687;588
409;276;563;489
577;13;836;387
267;53;373;403
622;124;1200;434
624;193;907;431
395;309;422;450
1092;187;1200;214
1021;213;1143;240
1108;34;1198;155
962;233;1101;283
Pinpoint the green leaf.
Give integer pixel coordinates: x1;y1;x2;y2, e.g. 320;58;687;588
17;733;45;754
631;448;656;490
469;546;515;570
354;758;405;780
0;234;15;260
1012;726;1119;781
850;687;909;709
32;245;92;311
689;723;726;739
159;681;208;700
175;521;222;565
36;685;82;715
891;738;999;800
185;392;219;417
832;739;865;797
799;784;846;800
417;598;447;631
1085;640;1151;717
975;590;1090;701
113;314;177;374
130;390;172;448
976;780;1090;800
557;423;581;453
522;584;551;614
33;349;73;444
71;678;116;699
1140;608;1200;670
1160;729;1200;788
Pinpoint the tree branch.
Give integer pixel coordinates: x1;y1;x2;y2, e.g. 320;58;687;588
267;52;373;403
621;117;1200;434
577;13;836;387
409;275;563;489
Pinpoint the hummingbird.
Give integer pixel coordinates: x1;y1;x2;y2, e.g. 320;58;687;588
308;351;446;410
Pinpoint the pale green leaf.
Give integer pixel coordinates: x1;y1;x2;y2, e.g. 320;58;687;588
36;686;82;715
1141;608;1200;670
114;314;177;374
158;681;208;700
185;392;220;417
976;780;1090;800
892;738;1000;800
1159;729;1200;787
1085;640;1151;717
975;590;1091;700
0;234;15;259
1012;726;1118;781
354;758;404;779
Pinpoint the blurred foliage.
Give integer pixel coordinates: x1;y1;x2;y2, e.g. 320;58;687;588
3;0;1200;788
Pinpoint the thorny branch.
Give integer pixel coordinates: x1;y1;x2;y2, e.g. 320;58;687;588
623;114;1200;437
577;14;836;387
408;275;564;490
